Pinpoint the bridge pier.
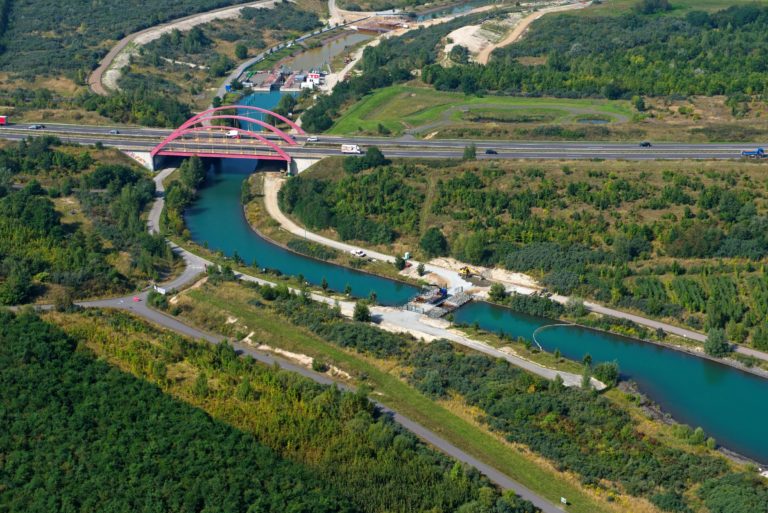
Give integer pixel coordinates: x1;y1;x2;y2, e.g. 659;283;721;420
289;157;320;175
122;150;155;171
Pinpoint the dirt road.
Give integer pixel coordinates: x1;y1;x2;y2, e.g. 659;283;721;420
89;0;277;95
476;1;590;64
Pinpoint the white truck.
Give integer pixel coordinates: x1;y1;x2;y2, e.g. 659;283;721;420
226;130;240;138
341;144;361;154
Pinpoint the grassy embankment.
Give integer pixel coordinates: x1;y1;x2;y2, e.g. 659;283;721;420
327;83;768;142
134;279;665;513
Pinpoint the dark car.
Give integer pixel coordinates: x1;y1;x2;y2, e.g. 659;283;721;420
28;124;45;130
484;149;498;155
639;141;652;147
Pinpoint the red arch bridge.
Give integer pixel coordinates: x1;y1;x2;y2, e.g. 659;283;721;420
151;105;305;163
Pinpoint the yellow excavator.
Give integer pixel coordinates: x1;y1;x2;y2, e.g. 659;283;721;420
459;266;479;278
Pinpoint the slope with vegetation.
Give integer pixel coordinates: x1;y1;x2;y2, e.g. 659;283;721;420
0;0;252;79
0;138;173;305
280;157;768;355
151;276;768;513
424;4;768;99
45;307;535;513
0;309;357;512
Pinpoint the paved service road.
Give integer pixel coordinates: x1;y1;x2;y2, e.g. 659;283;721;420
43;166;567;512
80;293;566;513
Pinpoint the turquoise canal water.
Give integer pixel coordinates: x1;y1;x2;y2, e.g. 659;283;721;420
237;91;295;133
454;301;768;463
186;91;768;462
185;159;768;463
185;160;416;305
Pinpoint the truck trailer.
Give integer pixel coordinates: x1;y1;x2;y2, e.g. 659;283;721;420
341;144;361;154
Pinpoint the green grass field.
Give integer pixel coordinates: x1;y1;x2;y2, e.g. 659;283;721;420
328;85;633;136
176;282;621;513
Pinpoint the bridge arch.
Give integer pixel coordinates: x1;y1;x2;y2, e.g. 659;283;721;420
187;105;305;135
151;125;291;162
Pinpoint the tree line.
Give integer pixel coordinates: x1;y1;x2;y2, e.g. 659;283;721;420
214;284;768;513
278;161;424;245
0;138;172;305
53;306;536;513
423;5;768;99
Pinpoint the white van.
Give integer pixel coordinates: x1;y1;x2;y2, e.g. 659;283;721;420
226;130;239;138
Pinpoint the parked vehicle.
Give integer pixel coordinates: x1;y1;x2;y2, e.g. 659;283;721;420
741;147;766;159
349;249;366;257
341;144;361;154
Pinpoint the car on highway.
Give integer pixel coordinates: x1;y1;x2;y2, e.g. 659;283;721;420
484;149;498;155
28;124;45;130
639;141;652;147
350;249;366;258
306;136;318;142
109;129;120;135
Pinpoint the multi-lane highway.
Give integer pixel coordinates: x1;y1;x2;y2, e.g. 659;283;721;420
1;122;764;160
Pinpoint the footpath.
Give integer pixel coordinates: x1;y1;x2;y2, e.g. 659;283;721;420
77;165;582;512
262;171;768;366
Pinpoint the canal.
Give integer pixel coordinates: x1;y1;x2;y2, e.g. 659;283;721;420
185;93;768;464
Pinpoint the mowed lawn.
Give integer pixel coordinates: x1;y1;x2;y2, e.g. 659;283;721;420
328;85;633;136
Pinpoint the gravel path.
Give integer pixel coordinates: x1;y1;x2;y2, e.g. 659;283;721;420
89;0;278;95
59;165;577;513
476;1;590;65
262;167;768;366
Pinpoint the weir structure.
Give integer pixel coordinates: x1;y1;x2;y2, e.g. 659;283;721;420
151;105;305;165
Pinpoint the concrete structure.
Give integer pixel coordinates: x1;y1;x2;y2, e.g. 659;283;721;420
151;104;305;167
289;157;321;174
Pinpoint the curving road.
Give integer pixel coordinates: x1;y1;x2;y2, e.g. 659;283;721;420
59;165;570;513
261;166;768;367
89;0;278;95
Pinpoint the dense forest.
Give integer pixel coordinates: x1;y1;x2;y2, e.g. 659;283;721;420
167;283;768;513
424;5;768;99
0;138;171;304
0;0;252;78
51;308;533;513
286;159;768;350
279;163;424;244
0;310;355;512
